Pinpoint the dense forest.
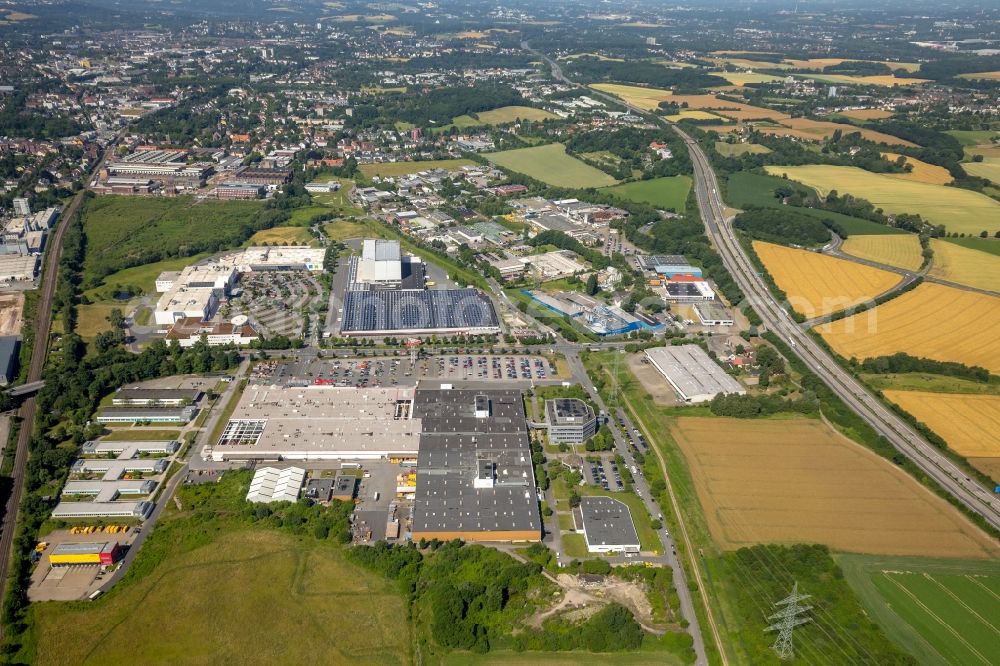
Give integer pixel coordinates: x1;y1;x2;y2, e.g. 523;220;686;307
349;83;525;128
733;207;840;246
565;57;728;92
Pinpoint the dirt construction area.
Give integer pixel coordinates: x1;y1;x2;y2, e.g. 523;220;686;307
670;416;1000;559
0;291;24;335
526;573;662;634
627;353;680;406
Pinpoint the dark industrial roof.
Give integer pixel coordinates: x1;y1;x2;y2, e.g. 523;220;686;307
546;398;594;424
340;288;499;334
411;389;540;536
580;496;640;548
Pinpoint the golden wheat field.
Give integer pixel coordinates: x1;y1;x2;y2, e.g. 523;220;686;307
928;239;1000;292
669;417;999;558
883;391;1000;458
841;234;924;271
968;458;1000;484
817;283;1000;373
881;152;953;185
589;83;673;110
753;241;900;318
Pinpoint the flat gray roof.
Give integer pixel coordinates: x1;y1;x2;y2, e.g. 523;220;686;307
645;345;745;403
411;389;540;537
580;496;640;548
545;398;595;425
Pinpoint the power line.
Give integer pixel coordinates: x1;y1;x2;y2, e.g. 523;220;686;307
766;582;812;661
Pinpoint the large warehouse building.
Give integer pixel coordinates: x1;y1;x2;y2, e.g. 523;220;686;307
48;541;123;567
579;497;640;554
410;389;541;543
339;288;500;337
645;344;746;403
208;386;421;462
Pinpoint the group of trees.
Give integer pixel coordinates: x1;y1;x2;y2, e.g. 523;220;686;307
0;91;83;139
733;207;840;247
565;57;728;92
564;127;692;179
853;352;990;383
709;391;817;419
350;83;525;129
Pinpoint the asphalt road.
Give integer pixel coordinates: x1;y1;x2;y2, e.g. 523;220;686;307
676;125;1000;531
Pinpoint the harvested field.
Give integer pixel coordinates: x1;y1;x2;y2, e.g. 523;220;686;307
761;118;917;146
882;152;953;185
589;83;672;111
817;283;1000;374
795;73;931;87
929;239;1000;292
753;241;900;318
669;416;999;558
835;109;895;120
766;165;1000;235
883;391;1000;458
0;291;24;336
841;234;923;271
958;70;1000;81
968;459;1000;484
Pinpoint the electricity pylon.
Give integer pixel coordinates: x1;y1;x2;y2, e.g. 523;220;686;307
765;582;812;661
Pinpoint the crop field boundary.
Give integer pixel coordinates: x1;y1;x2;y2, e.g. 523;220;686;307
837;554;1000;666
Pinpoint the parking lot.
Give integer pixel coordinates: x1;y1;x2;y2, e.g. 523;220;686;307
251;355;557;388
233;271;326;337
585;456;625;492
29;528;137;602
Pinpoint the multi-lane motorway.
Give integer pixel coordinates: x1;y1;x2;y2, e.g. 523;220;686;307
677;126;1000;532
526;39;999;533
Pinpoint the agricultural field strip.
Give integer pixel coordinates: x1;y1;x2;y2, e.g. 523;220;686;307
877;574;994;664
753;241;902;317
840;234;923;272
882;391;1000;458
817;284;1000;374
765;165;1000;235
928;239;1000;294
668;417;998;559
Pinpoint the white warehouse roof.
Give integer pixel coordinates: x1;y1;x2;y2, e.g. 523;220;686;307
247;466;306;503
644;344;746;404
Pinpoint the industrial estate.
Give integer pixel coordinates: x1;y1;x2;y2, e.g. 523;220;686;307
0;1;998;665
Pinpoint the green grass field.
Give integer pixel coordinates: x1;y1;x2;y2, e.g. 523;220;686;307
942;237;1000;257
475;105;556;124
946;130;999;147
286;204;333;226
486;144;619;188
962;158;1000;186
324;219;379;242
249;226;317;246
726;172;907;235
862;373;1000;395
765;164;1000;235
83;253;212;303
79;195;265;288
359;158;477;179
101;428;181;441
27;488;410;665
838;554;1000;666
714;141;771;157
601;176;691;213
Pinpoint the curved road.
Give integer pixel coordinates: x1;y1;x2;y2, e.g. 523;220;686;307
677;126;1000;532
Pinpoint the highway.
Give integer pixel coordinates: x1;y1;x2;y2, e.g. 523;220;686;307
525;38;1000;533
676;126;1000;532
